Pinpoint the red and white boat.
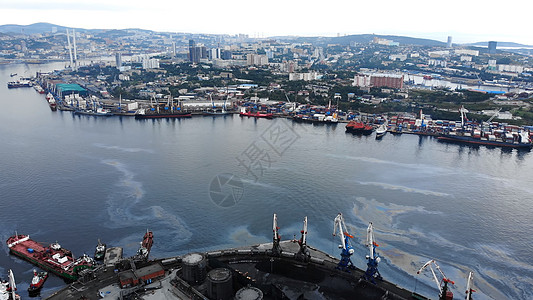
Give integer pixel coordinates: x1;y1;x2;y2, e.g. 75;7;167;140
46;93;57;111
28;270;48;294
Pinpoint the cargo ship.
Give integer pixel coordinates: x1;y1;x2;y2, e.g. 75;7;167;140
437;131;533;149
346;120;373;134
239;107;273;118
6;234;94;281
134;108;191;119
7;80;32;88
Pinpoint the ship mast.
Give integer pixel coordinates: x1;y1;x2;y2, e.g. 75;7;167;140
66;29;73;69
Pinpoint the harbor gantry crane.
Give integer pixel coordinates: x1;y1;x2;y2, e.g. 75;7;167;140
363;222;382;283
417;259;455;300
465;271;476;300
272;213;282;256
295;216;310;262
332;213;356;271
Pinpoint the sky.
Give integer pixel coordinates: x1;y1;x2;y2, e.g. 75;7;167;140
2;0;533;45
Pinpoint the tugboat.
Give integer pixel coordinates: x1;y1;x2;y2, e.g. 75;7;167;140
27;270;48;295
94;239;106;261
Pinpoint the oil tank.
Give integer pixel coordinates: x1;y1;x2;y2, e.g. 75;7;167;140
182;253;207;284
234;286;263;300
206;268;233;300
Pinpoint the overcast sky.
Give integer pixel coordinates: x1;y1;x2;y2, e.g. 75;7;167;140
2;0;533;45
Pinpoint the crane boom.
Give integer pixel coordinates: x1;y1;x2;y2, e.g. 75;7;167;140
272;213;282;256
417;259;455;300
465;271;475;300
363;222;382;283
332;213;355;271
296;216;310;262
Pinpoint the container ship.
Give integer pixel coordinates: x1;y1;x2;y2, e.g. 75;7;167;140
437;131;533;149
6;234;94;282
134;108;191;119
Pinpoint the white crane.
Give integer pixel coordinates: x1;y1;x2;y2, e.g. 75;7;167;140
296;216;310;262
284;92;296;112
465;271;476;300
332;213;355;271
460;106;469;128
272;213;282;256
363;222;382;283
417;259;455;300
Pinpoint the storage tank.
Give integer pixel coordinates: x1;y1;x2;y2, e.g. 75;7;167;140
234;286;263;300
181;253;207;284
206;268;233;300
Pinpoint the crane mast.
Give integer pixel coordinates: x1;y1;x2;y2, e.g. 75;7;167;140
332;213;355;271
465;271;476;300
417;259;455;300
296;216;310;262
272;213;282;256
363;222;382;283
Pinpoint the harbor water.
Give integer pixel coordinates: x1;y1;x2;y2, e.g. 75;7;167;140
1;63;533;299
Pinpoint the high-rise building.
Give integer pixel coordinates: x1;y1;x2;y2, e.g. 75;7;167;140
488;41;497;54
447;36;452;48
188;40;207;63
188;39;197;63
115;52;122;69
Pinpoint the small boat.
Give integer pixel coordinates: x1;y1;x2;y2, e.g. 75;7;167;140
33;85;45;94
27;270;48;295
94;239;106;261
375;123;387;139
10;73;17;77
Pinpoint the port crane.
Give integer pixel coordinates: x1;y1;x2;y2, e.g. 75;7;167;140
465;271;476;300
272;213;282;256
295;216;310;262
332;213;355;271
417;259;455;300
363;222;382;283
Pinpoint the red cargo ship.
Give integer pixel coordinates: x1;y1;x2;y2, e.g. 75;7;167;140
239;108;273;119
6;234;94;282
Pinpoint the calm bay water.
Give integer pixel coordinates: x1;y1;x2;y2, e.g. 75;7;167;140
1;63;532;299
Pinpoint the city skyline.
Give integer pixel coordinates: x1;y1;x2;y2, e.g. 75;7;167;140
2;0;533;45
